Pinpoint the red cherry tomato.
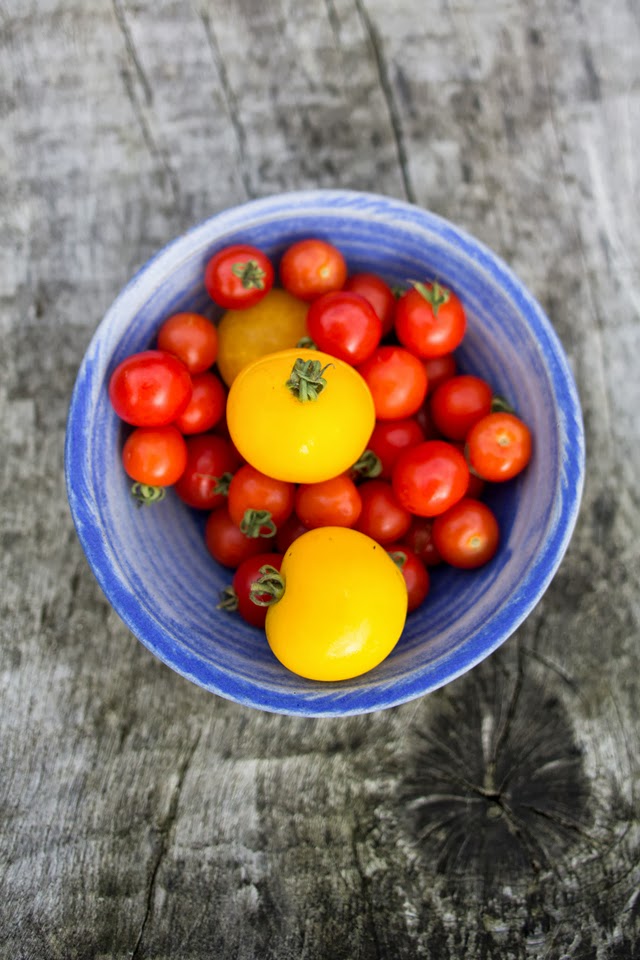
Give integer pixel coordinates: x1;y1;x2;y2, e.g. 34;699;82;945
274;514;311;554
224;553;283;628
356;480;412;544
122;425;187;487
386;545;430;612
172;371;226;435
466;412;532;482
392;440;469;517
204;244;274;310
432;498;500;569
295;475;362;529
205;505;274;568
344;272;396;336
156;312;218;374
173;434;241;510
279;239;347;301
400;517;443;567
394;281;466;358
367;418;425;479
424;353;457;395
108;350;192;427
414;401;442;441
227;464;295;538
306;291;382;365
429;375;493;441
357;346;428;420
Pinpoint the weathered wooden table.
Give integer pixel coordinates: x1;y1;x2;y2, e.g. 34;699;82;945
2;1;639;957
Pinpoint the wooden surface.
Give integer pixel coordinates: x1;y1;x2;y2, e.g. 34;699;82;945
2;1;639;957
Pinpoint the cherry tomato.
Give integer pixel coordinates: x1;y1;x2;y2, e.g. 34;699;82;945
156;312;218;374
173;434;241;510
227;464;295;537
205;505;274;568
226;348;375;483
357;346;428;420
392;440;469;517
466;412;532;482
400;517;443;567
275;514;311;554
173;371;226;435
306;291;382;365
108;350;192;427
432;498;500;569
424;353;457;395
386;546;430;612
261;527;407;681
429;375;493;441
204;244;274;309
414;401;442;440
279;238;347;301
295;475;362;529
221;553;283;628
344;272;396;336
356;480;412;544
366;418;425;479
394;281;466;358
122;425;187;487
215;289;309;387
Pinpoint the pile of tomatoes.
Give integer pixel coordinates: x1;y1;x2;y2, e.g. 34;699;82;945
108;238;532;683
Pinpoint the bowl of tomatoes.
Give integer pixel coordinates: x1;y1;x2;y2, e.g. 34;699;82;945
65;190;584;716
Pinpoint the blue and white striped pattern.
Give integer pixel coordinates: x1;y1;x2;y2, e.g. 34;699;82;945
65;190;585;716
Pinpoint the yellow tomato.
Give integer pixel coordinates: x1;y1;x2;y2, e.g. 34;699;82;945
263;527;408;681
215;288;309;386
226;348;376;483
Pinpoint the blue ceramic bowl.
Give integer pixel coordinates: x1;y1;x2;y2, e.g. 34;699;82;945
65;190;584;717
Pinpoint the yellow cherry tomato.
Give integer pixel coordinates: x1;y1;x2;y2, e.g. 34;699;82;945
215;288;309;386
226;348;376;483
261;527;408;681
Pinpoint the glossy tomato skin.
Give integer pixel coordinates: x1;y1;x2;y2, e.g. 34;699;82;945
205;505;275;568
108;350;192;427
227;464;295;537
174;434;241;510
344;272;396;336
430;375;493;441
432;498;500;569
356;480;412;544
386;545;430;612
367;418;425;479
306;291;382;365
173;371;226;435
204;244;274;309
357;346;428;420
295;475;362;529
156;312;218;374
279;238;347;301
392;440;469;517
394;282;466;358
275;514;311;553
400;517;443;567
466;412;532;481
231;553;283;628
122;425;187;486
226;348;375;483
265;527;408;681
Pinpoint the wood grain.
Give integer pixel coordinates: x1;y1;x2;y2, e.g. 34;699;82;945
1;1;639;957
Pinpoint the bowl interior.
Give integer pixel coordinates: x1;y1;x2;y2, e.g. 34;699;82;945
65;191;584;716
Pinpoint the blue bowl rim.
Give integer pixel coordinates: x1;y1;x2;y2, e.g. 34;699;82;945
65;188;585;717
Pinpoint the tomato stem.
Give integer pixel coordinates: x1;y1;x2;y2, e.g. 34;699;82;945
388;550;407;569
411;279;450;316
240;508;277;538
249;565;285;607
351;449;383;480
231;259;267;290
491;395;515;415
213;472;233;496
285;358;333;402
217;586;239;612
296;335;317;350
131;483;166;507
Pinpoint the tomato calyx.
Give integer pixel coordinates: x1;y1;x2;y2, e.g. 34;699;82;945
230;259;268;290
388;550;407;569
411;280;450;316
240;509;278;538
217;586;239;612
212;471;233;496
285;358;333;402
490;395;515;415
351;449;383;480
296;335;317;350
130;482;166;506
249;564;285;607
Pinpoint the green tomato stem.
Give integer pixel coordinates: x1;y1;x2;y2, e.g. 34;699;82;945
217;586;239;612
240;509;277;538
490;395;515;415
411;279;450;316
285;358;333;402
388;550;407;570
231;259;267;290
351;449;383;480
249;565;285;607
131;483;166;507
